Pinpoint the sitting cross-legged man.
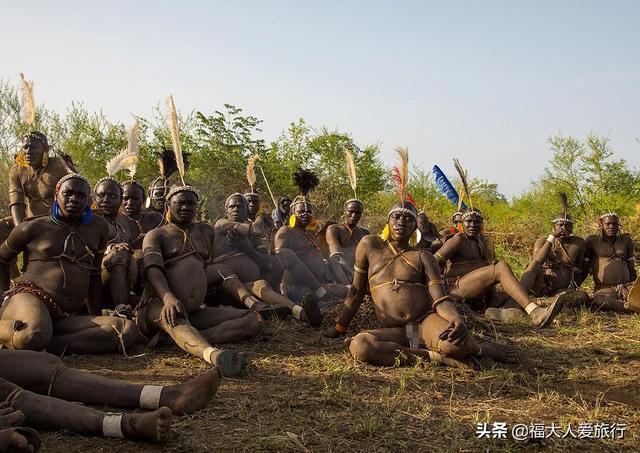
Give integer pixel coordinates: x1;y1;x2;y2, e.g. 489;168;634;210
136;185;263;377
326;199;370;282
212;193;322;326
520;198;589;308
0;174;141;354
434;209;564;327
324;200;515;368
584;212;639;313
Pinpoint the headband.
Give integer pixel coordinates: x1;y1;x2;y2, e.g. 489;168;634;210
166;185;199;201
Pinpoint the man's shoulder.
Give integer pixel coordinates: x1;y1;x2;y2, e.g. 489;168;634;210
566;235;586;245
141;210;163;223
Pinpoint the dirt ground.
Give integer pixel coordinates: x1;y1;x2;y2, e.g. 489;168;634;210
40;303;640;452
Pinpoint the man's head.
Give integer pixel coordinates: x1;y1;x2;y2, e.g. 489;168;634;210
387;201;418;244
279;196;292;215
167;187;199;225
292;201;314;228
599;212;620;239
225;193;248;222
244;193;260;219
94;178;123;218
122;181;145;219
149;177;170;212
344;200;363;228
552;217;574;238
20;132;49;168
461;209;484;238
55;174;91;221
451;211;463;228
417;212;430;233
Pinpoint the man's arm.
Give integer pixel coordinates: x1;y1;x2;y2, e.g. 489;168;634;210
8;169;26;225
531;236;552;265
0;222;30;291
432;233;463;265
86;222;108;315
421;252;468;344
625;236;637;281
583;236;595;277
324;238;370;337
326;224;343;257
573;239;588;286
273;227;290;252
215;217;265;238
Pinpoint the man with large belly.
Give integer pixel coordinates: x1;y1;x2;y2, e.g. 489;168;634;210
0;174;141;354
324;201;515;367
137;185;262;377
585;212;639;312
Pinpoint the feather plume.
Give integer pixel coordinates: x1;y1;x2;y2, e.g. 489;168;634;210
453;158;473;210
19;73;36;126
559;192;569;218
166;95;185;185
344;147;357;198
106;148;139;178
432;165;467;210
246;154;259;192
124;122;140;179
405;194;418;208
293;169;319;196
392;146;409;204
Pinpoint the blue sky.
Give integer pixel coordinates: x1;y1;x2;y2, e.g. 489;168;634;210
2;1;638;196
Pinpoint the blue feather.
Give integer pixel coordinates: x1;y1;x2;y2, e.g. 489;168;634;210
432;165;467;209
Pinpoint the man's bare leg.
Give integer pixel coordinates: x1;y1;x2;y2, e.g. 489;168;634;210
0;378;171;442
189;306;262;343
520;259;547;295
0;350;219;415
0;294;53;351
275;249;341;299
246;280;322;327
102;250;136;309
138;300;246;377
50;316;142;355
591;289;628;312
451;262;563;327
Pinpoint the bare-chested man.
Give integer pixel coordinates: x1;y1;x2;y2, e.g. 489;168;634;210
137;185;262;376
324;201;515;367
213;193;322;326
122;181;164;249
434;209;564;327
417;211;443;252
271;196;292;230
0;174;140;354
93;178;140;310
520;210;589;306
584;212;638;312
438;211;463;238
326;199;370;281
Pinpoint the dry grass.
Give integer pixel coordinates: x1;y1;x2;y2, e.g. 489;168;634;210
41;306;640;452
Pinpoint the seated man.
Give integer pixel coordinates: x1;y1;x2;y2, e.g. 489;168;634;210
1;349;218;415
213;193;322;326
416;211;443;252
94;178;140;310
271;196;292;230
274;198;349;305
122;181;164;249
137;185;262;377
584;212;639;312
326;199;370;281
520;209;589;305
324;201;515;367
0;174;141;354
438;211;463;238
434;209;564;327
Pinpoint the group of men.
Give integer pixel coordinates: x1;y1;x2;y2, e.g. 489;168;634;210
0;130;638;450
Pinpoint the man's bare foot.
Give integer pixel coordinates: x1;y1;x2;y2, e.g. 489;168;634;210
479;342;517;364
530;294;565;328
0;427;40;452
211;349;246;377
301;293;322;327
159;369;220;415
121;407;172;442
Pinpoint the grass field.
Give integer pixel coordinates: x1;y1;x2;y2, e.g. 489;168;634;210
40;301;640;453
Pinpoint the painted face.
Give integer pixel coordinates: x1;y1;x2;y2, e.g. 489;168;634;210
150;181;168;212
226;196;248;222
294;202;313;228
95;180;122;218
280;199;292;214
22;136;47;168
417;212;429;232
462;214;483;238
169;191;198;224
122;183;144;219
601;216;619;238
344;201;363;228
388;211;417;243
246;195;260;218
57;178;90;220
452;213;462;227
552;220;573;238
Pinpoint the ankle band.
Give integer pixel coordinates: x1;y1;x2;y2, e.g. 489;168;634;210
525;302;538;315
102;413;124;438
139;385;163;409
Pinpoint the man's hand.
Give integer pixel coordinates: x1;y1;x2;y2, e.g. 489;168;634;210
443;316;469;345
323;325;345;338
160;294;185;327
